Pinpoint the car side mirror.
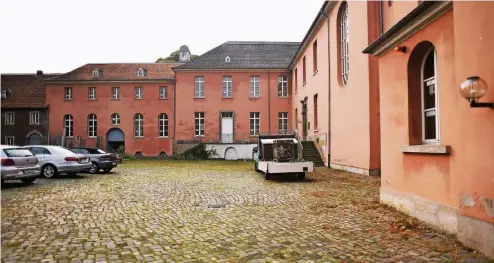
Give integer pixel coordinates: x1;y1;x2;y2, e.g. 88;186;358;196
253;147;258;153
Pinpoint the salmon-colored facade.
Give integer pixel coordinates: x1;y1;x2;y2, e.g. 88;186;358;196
365;1;494;258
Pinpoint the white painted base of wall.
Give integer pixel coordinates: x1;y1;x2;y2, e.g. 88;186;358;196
205;144;257;160
330;163;380;176
457;214;494;259
380;187;458;234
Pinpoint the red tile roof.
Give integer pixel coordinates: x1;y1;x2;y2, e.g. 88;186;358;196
1;74;59;108
48;63;180;82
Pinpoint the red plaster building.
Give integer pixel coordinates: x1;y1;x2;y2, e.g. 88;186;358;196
44;63;179;156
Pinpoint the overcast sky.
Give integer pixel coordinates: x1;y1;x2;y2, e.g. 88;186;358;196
0;0;324;74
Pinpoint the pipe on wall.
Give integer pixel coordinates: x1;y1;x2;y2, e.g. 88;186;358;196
320;7;331;167
379;0;384;35
268;68;271;133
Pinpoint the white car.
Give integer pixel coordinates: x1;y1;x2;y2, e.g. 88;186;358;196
1;145;40;184
24;145;92;178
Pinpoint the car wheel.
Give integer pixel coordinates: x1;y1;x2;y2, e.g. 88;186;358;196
42;164;58;178
298;172;306;180
89;163;100;174
103;169;112;173
265;172;271;180
20;177;36;185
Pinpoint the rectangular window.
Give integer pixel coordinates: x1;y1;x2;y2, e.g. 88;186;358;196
194;76;205;98
5;136;14;146
302;56;306;83
314;94;318;130
278;112;288;134
249;76;260;98
135;86;143;99
423;76;438;141
194;112;204;136
250;112;260;136
159;86;168;99
30;111;40;124
295;68;298;92
278;76;288;97
88;87;96;100
313;40;318;73
159;114;169;137
222;76;232;98
112;87;120;99
4;112;14;124
64;87;73;100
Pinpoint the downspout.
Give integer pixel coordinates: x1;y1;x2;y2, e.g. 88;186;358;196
172;76;176;156
268;68;271;134
320;8;331;168
379;0;384;35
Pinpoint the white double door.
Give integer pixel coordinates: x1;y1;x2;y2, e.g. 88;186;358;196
221;112;234;143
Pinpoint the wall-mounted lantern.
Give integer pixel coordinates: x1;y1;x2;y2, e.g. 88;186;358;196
459;76;493;108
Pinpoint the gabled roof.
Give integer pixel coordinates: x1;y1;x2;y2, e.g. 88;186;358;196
47;63;180;82
174;41;301;70
1;73;60;108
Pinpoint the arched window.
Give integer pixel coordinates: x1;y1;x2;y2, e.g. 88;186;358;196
158;113;168;137
134;113;144;137
64;114;73;137
339;2;349;85
88;114;98;137
111;113;120;125
421;48;438;142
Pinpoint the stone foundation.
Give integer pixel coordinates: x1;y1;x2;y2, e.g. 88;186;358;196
330;163;380;176
457;214;494;258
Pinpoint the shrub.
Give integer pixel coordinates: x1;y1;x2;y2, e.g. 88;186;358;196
179;143;216;160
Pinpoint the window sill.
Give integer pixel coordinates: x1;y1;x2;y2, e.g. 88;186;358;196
112;98;121;100
157;136;169;139
30;123;40;125
302;82;307;86
194;97;206;99
249;135;259;137
277;96;289;99
400;144;451;155
111;124;120;126
313;70;318;76
87;137;97;139
133;136;144;139
64;99;73;101
134;98;143;100
159;98;169;100
249;96;261;99
314;129;319;132
193;135;205;138
222;97;233;99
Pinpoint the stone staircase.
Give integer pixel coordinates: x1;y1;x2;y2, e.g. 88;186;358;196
301;141;325;167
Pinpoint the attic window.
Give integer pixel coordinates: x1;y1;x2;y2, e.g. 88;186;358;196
137;68;145;76
92;70;100;78
225;56;231;63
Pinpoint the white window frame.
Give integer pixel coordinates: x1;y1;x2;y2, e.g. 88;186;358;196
222;76;232;98
134;114;144;137
64;114;73;137
112;87;120;100
194;77;205;98
249;76;260;98
159;86;168;99
111;113;120;125
278;76;288;97
278;112;288;134
194;112;204;136
5;136;14;146
92;70;99;77
134;87;143;99
340;2;349;85
88;87;96;100
4;112;14;125
250;112;260;136
30;111;40;125
137;68;145;77
87;114;98;137
421;47;440;143
64;87;73;100
158;113;169;137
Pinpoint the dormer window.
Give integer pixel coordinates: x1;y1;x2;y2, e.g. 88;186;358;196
225;56;231;63
92;69;100;78
137;68;145;77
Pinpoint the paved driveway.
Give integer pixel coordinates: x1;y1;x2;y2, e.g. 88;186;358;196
1;160;491;263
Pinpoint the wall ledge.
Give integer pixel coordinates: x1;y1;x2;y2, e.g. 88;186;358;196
400;144;451;154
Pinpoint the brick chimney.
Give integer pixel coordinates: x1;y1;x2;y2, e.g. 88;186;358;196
36;70;43;76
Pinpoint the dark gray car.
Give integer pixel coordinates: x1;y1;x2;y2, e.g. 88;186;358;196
70;147;118;174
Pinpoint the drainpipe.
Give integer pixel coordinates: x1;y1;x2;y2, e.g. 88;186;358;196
320;8;331;168
268;68;271;134
379;0;384;35
172;77;176;155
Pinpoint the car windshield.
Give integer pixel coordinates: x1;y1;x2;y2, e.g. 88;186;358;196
3;148;34;157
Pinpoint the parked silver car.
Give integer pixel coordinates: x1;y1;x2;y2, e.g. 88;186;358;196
24;145;92;178
70;147;118;174
1;145;40;184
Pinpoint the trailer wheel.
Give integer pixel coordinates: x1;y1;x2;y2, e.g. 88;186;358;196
264;172;271;180
297;172;306;181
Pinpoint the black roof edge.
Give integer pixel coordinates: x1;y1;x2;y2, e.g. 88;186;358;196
363;1;438;54
288;1;330;68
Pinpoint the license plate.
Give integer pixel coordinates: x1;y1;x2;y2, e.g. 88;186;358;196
112;162;117;165
23;169;38;174
80;158;89;163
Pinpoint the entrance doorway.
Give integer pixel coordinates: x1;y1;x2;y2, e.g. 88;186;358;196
26;132;44;145
221;112;234;143
301;97;308;141
106;128;125;153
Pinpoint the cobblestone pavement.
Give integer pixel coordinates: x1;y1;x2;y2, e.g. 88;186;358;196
2;160;492;263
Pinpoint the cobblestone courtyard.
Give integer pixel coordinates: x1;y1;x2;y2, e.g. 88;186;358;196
1;160;491;263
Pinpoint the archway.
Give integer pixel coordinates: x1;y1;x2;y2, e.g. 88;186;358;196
224;147;238;160
106;128;125;153
26;131;44;145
